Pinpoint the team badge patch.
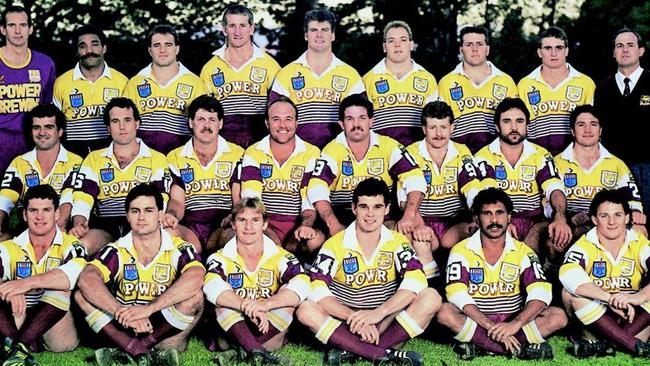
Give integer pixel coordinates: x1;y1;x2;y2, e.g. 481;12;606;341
135;167;152;182
211;72;225;87
228;273;244;289
16;262;32;278
640;95;650;106
443;167;458;183
527;89;541;105
367;158;384;175
180;168;194;183
124;264;138;281
100;168;114;182
600;170;617;188
375;79;389;94
215;162;232;178
495;165;507;180
521;165;537;182
377;251;394;270
257;269;274;287
492;84;507;100
564;171;577;188
250;67;267;83
46;258;61;271
620;258;635;277
137;81;152;98
153;264;171;283
499;262;519;282
592;261;607;278
342;257;359;274
291;75;305;90
413;77;429;93
469;267;484;284
176;84;193;99
260;164;273;179
103;88;120;103
566;86;583;102
331;76;349;92
342;161;354;176
450;85;463;101
25;173;40;187
28;70;41;82
49;173;65;190
290;165;305;181
423;170;432;184
69;89;84;108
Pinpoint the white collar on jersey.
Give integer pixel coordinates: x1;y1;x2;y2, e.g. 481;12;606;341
72;62;114;81
450;60;506;78
585;227;639;248
417;139;461;165
180;135;232;159
334;130;381;150
487;137;538;162
102;138;152;158
116;228;175;252
136;62;194;87
464;229;517;254
371;58;427;79
341;221;394;251
524;63;582;88
14;227;65;250
255;135;308;157
559;142;613;162
220;234;279;263
23;145;71;165
212;44;265;59
293;51;345;74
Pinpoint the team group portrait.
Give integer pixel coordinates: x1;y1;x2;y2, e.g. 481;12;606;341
0;0;649;365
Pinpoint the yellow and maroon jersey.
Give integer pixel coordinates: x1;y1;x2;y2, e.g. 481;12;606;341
310;223;426;309
89;229;203;305
446;231;551;314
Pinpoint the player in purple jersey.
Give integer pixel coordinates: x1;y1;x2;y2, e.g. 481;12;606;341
0;5;55;176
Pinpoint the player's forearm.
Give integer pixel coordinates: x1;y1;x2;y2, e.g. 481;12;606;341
318;296;355;321
376;289;417;319
72;215;88;227
78;267;122;315
550;190;568;220
57;203;72;226
231;183;242;205
300;209;317;227
215;289;245;310
265;287;301;310
462;303;496;330
166;185;185;220
575;282;612;303
512;300;546;327
149;266;205;313
314;201;341;230
24;268;71;291
634;282;650;303
403;191;423;217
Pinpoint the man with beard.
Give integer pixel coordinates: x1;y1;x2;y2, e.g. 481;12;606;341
53;25;128;157
437;187;567;360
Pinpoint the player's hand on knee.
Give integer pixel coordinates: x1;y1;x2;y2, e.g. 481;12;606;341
130;318;153;334
69;221;89;239
8;294;26;318
295;225;316;241
632;211;646;225
411;225;434;243
357;324;379;345
161;213;179;229
570;212;590;226
502;335;521;354
549;219;572;249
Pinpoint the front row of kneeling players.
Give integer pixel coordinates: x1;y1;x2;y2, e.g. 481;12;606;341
1;181;649;365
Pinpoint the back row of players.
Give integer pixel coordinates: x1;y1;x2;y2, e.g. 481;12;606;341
1;2;650;365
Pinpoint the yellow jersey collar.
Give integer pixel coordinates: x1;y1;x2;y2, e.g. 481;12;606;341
559;143;613;162
212;44;264;60
180;136;232;159
23;145;71;166
14;227;65;250
417;139;460;165
116;228;175;252
342;221;394;251
465;230;517;255
488;138;537;162
137;62;193;86
221;234;280;262
102;138;152;159
371;58;426;79
256;135;308;156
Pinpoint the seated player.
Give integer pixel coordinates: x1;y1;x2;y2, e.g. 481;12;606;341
203;197;310;365
560;189;650;358
69;97;170;255
240;97;324;254
554;105;646;239
0;185;87;365
436;187;567;360
297;178;440;365
0;104;82;240
164;95;244;254
74;184;204;366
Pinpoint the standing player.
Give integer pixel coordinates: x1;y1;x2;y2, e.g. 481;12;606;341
0;5;56;176
69;97;170;255
240;97;324;253
0;185;87;364
200;4;280;148
298;178;440;365
554;105;646;238
438;26;517;154
518;27;595;156
75;184;204;366
363;20;438;146
437;188;567;360
54;24;128;157
307;94;426;236
270;8;365;148
560;189;650;358
203;197;310;365
123;25;208;155
165;95;244;253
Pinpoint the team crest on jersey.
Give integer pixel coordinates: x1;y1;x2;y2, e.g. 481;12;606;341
620;258;635;277
527;89;541;105
375;79;389;94
215;162;232;179
413;77;429;93
290;165;305;181
469;267;484;284
100;168;114;182
28;69;41;83
69;89;84;108
331;76;349;92
499;262;519;282
124;264;138;281
566;86;583;102
342;161;353;176
45;258;61;271
103;88;120;103
492;84;507;100
153;264;171;283
137;81;152;98
450;85;463;101
249;67;267;83
640;95;650;106
260;164;273;179
600;170;617;188
25;173;40;187
16;262;32;278
521;165;537;182
49;174;65;190
291;75;305;90
377;251;393;270
423;170;432;184
443;167;458;183
342;256;359;274
211;71;225;87
180;168;194;183
176;84;193;99
592;261;607;278
257;269;274;287
368;158;384;175
564;171;577;188
135;167;152;182
228;273;244;289
495;165;507;180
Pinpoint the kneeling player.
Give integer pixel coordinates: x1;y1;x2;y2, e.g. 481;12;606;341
0;185;86;365
437;188;567;360
203;197;310;365
297;178;440;365
75;184;205;366
560;189;650;358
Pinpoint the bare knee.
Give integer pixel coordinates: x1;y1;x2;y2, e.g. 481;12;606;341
415;288;442;316
296;300;323;329
175;291;204;316
542;306;568;332
435;302;461;327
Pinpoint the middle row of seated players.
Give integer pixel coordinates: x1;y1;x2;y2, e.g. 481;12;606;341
2;181;650;366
